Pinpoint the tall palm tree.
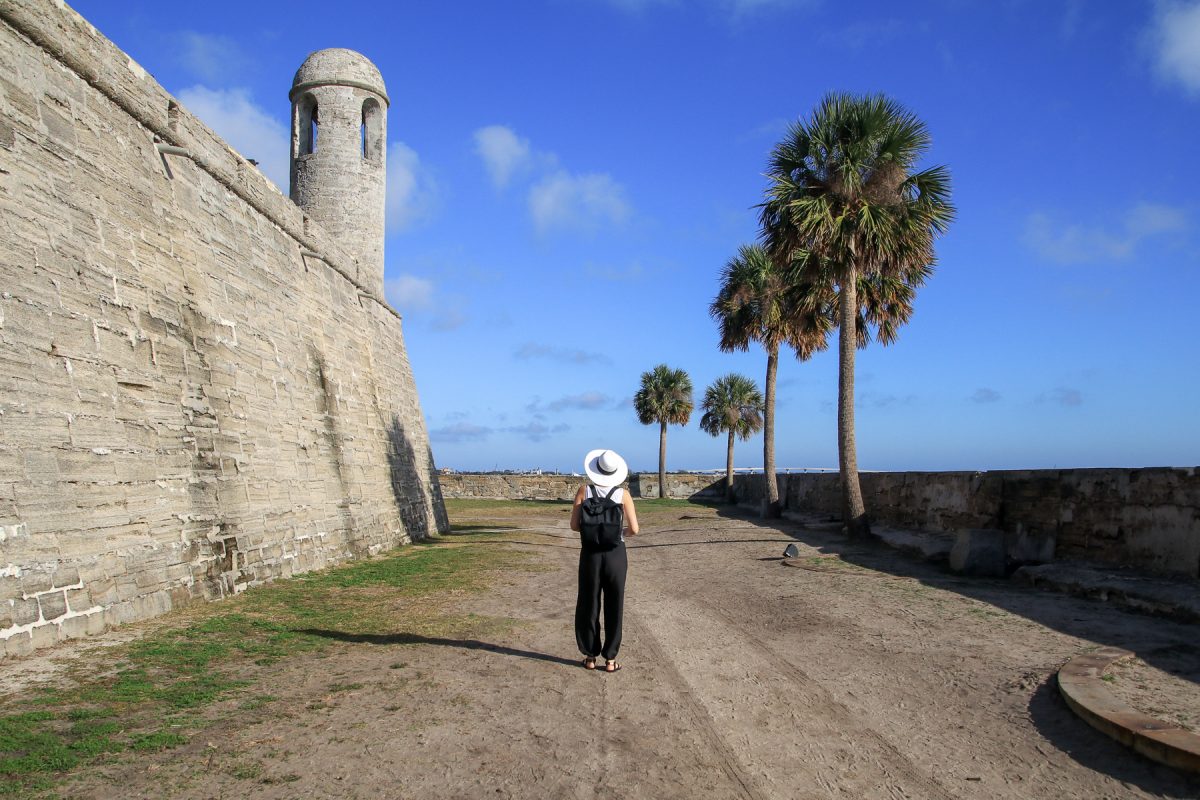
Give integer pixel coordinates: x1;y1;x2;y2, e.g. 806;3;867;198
761;92;954;536
633;365;694;499
710;244;829;518
699;374;764;504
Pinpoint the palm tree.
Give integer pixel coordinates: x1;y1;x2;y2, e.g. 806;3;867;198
699;374;764;504
710;244;829;518
761;92;954;536
633;365;694;499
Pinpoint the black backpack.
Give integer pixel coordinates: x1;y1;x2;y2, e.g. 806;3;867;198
579;485;624;552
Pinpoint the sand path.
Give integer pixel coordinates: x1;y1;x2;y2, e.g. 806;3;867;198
51;504;1200;798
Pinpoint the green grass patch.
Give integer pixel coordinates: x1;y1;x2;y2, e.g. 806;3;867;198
634;497;722;509
0;527;533;797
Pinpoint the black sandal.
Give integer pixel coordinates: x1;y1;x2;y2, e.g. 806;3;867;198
583;657;596;670
604;660;621;673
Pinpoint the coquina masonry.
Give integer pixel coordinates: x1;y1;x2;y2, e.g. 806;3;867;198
0;0;448;657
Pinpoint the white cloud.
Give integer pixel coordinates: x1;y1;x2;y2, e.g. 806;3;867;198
429;422;492;443
177;33;248;83
514;343;612;365
1024;202;1188;264
473;125;531;189
431;306;467;332
529;171;629;233
384;275;435;311
386;141;440;233
602;0;813;17
1149;1;1200;95
503;422;570;442
548;392;611;412
176;85;289;191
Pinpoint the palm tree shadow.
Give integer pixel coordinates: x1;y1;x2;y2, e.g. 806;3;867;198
1025;675;1200;797
295;628;579;667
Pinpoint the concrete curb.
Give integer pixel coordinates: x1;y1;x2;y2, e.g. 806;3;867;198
1057;646;1200;775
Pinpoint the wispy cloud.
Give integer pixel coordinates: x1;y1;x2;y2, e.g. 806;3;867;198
1038;387;1083;407
176;32;248;83
527;392;612;414
818;19;918;52
601;0;816;19
384;275;434;311
514;343;612;365
176;86;289;191
387;141;440;232
856;391;917;410
431;306;467;332
1147;0;1200;95
503;422;571;442
384;275;466;330
472;125;631;233
970;387;1001;404
1024;202;1188;264
429;421;492;443
473;125;532;189
529;171;629;233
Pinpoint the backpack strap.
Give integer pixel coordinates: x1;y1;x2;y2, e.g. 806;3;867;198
602;486;617;501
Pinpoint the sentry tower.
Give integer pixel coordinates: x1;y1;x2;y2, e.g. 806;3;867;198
289;49;388;296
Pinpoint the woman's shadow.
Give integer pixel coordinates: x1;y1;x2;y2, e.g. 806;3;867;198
295;628;579;667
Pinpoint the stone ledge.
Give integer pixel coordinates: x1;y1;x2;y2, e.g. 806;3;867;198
1057;646;1200;775
1016;563;1200;624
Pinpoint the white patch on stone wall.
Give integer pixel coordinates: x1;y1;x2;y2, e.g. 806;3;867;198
0;524;28;543
125;57;146;80
1;563;23;576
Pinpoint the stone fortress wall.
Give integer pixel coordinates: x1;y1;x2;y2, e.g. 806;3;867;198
441;468;1200;578
0;0;448;658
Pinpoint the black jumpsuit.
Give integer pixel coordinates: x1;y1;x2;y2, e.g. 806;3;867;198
574;487;628;661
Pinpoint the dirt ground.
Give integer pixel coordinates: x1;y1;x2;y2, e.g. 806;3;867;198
32;502;1200;798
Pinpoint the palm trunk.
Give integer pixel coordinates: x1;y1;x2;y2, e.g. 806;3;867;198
658;419;667;500
763;343;780;518
725;429;736;504
838;265;869;537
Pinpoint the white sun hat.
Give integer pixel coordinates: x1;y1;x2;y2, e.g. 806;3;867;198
583;448;628;487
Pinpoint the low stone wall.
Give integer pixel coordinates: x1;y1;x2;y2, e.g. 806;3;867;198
442;468;1200;578
439;472;728;502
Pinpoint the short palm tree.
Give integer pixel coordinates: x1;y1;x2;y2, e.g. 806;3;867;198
634;365;694;498
710;244;829;518
761;92;953;536
699;374;764;504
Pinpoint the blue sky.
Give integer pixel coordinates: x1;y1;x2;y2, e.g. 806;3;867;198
70;0;1200;473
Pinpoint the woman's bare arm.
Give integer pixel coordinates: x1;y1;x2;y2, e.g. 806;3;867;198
622;492;639;536
569;485;586;532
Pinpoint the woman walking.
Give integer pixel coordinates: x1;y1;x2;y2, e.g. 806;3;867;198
570;448;639;672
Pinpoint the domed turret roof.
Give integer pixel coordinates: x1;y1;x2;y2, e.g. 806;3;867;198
291;49;387;104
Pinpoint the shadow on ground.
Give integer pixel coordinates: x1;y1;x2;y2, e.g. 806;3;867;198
295;628;579;667
706;502;1200;794
1025;675;1200;797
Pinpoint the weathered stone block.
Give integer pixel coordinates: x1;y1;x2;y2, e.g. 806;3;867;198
20;571;51;595
38;591;67;621
5;631;33;657
11;597;39;626
949;529;1007;577
65;587;92;612
52;564;80;587
30;622;59;649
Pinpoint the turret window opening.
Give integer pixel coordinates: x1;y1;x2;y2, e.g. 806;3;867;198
298;95;318;156
362;98;382;162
